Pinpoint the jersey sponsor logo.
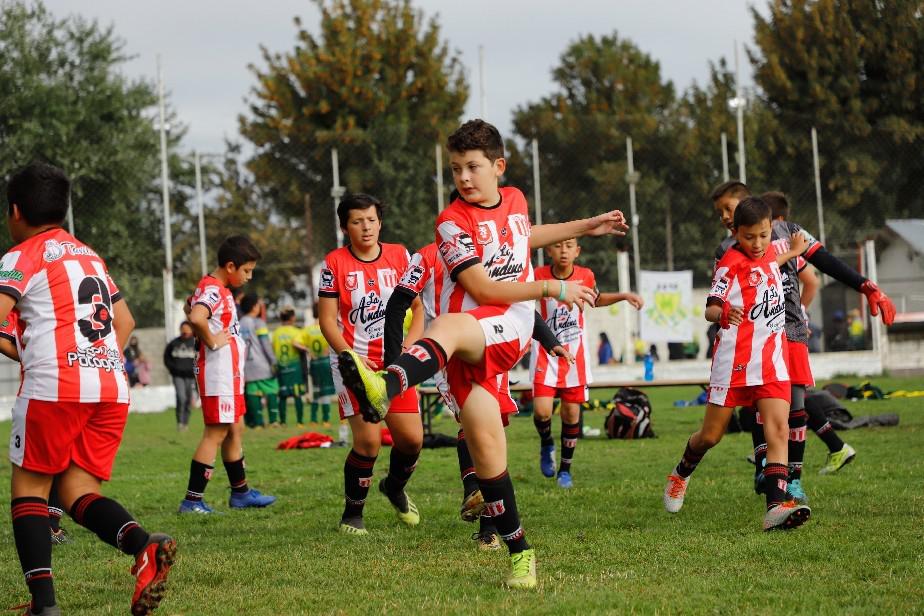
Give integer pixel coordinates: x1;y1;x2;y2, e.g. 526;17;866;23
547;305;581;343
439;232;475;267
348;291;387;337
65;347;124;372
345;272;359;291
485;244;524;281
399;264;424;287
0;268;23;282
711;276;730;296
750;286;785;330
320;268;334;290
42;239;96;262
378;268;398;289
476;222;492;245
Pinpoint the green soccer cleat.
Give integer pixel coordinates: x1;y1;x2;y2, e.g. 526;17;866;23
819;444;856;475
379;479;420;527
337;351;390;423
505;548;537;589
338;517;368;536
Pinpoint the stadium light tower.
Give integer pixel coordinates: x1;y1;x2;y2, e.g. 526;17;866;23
331;148;345;247
729;41;747;184
157;55;175;341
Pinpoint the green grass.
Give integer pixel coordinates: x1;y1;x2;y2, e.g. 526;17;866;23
1;377;923;614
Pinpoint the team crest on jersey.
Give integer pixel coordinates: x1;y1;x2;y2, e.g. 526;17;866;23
345;273;359;291
476;222;493;245
42;239;95;262
748;270;763;287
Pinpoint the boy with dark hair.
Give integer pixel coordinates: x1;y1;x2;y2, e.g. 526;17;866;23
272;305;308;426
240;294;280;427
1;162;174;615
663;196;811;530
337;119;628;588
318;193;426;536
530;238;643;488
179;236;276;514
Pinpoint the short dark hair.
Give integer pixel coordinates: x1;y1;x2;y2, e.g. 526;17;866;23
447;119;504;162
6;162;70;226
240;293;260;315
710;180;750;203
279;307;296;321
217;236;261;268
179;320;193;331
760;191;789;220
337;193;383;230
733;196;772;228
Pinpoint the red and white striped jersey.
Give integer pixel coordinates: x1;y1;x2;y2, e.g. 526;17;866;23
707;244;789;388
435;187;534;331
191;275;244;397
530;264;597;389
396;242;443;325
0;228;129;403
318;243;410;369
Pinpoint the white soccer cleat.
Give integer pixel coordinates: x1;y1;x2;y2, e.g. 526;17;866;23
663;473;688;513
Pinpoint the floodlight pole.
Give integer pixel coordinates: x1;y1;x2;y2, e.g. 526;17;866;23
721;132;730;182
331;148;345;247
435;143;445;212
626;137;641;290
734;41;747;184
194;151;208;276
811;127;827;246
479;45;486;118
157;55;175;341
531;138;544;267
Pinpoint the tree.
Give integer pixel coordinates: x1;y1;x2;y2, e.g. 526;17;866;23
240;0;468;266
0;0;188;326
751;0;924;245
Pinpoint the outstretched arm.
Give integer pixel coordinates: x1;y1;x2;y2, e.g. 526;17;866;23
805;246;896;324
596;291;644;310
530;210;629;248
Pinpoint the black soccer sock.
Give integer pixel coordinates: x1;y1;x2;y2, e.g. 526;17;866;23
763;462;789;509
343;449;376;521
478;470;530;554
47;489;63;533
559;422;581;474
383;338;447;400
186;459;214;501
533;416;554;447
751;409;767;472
70;493;150;556
806;403;845;453
674;439;707;478
788;409;808;481
382;446;420;513
457;430;479;497
223;457;249;494
479;513;497;535
12;497;56;610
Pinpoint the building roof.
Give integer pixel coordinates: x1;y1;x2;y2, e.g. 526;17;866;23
886;219;924;255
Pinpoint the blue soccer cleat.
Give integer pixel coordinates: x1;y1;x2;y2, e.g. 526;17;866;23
177;499;216;514
228;489;277;509
556;471;573;489
539;444;556;478
786;479;809;505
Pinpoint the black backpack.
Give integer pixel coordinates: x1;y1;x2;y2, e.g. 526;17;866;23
605;388;655;439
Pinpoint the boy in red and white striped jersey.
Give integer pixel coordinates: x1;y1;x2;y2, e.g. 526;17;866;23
663;196;810;531
1;162;174;615
530;238;643;488
179;236;277;514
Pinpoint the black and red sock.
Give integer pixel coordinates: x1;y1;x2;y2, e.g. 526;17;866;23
559;422;581;474
806;404;845;453
382;446;420;512
751;409;767;472
675;439;707;478
478;470;529;554
457;430;479;497
185;459;213;501
12;497;55;610
343;449;376;521
70;493;150;556
533;416;554;447
223;457;249;494
788;409;808;481
763;462;789;509
383;338;447;400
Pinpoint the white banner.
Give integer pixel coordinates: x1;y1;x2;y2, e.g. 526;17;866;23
639;270;693;343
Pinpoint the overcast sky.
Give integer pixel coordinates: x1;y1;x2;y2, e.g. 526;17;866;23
44;0;764;154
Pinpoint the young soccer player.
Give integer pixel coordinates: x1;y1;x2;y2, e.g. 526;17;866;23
1;162;174;615
337;119;628;588
240;294;280;427
304;308;335;427
179;236;277;514
318;194;425;535
530;238;643;488
663;196;810;530
711;182;894;501
272;305;308;426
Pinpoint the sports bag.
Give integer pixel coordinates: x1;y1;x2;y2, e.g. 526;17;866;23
605;387;655;439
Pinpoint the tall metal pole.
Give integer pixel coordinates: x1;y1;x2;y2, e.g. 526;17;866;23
665;202;673;271
331;148;345;247
194;151;208;276
435;143;445;212
478;45;486;118
66;194;75;235
531;138;544;267
157;55;174;340
864;239;884;358
720;132;730;182
626;137;641;290
617;250;635;365
811;127;827;246
734;41;746;184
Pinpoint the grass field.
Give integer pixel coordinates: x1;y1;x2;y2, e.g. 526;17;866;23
0;376;922;615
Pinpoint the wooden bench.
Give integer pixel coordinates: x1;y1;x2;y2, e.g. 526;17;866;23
418;378;708;435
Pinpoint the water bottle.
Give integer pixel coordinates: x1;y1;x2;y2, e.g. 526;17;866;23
643;354;654;381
